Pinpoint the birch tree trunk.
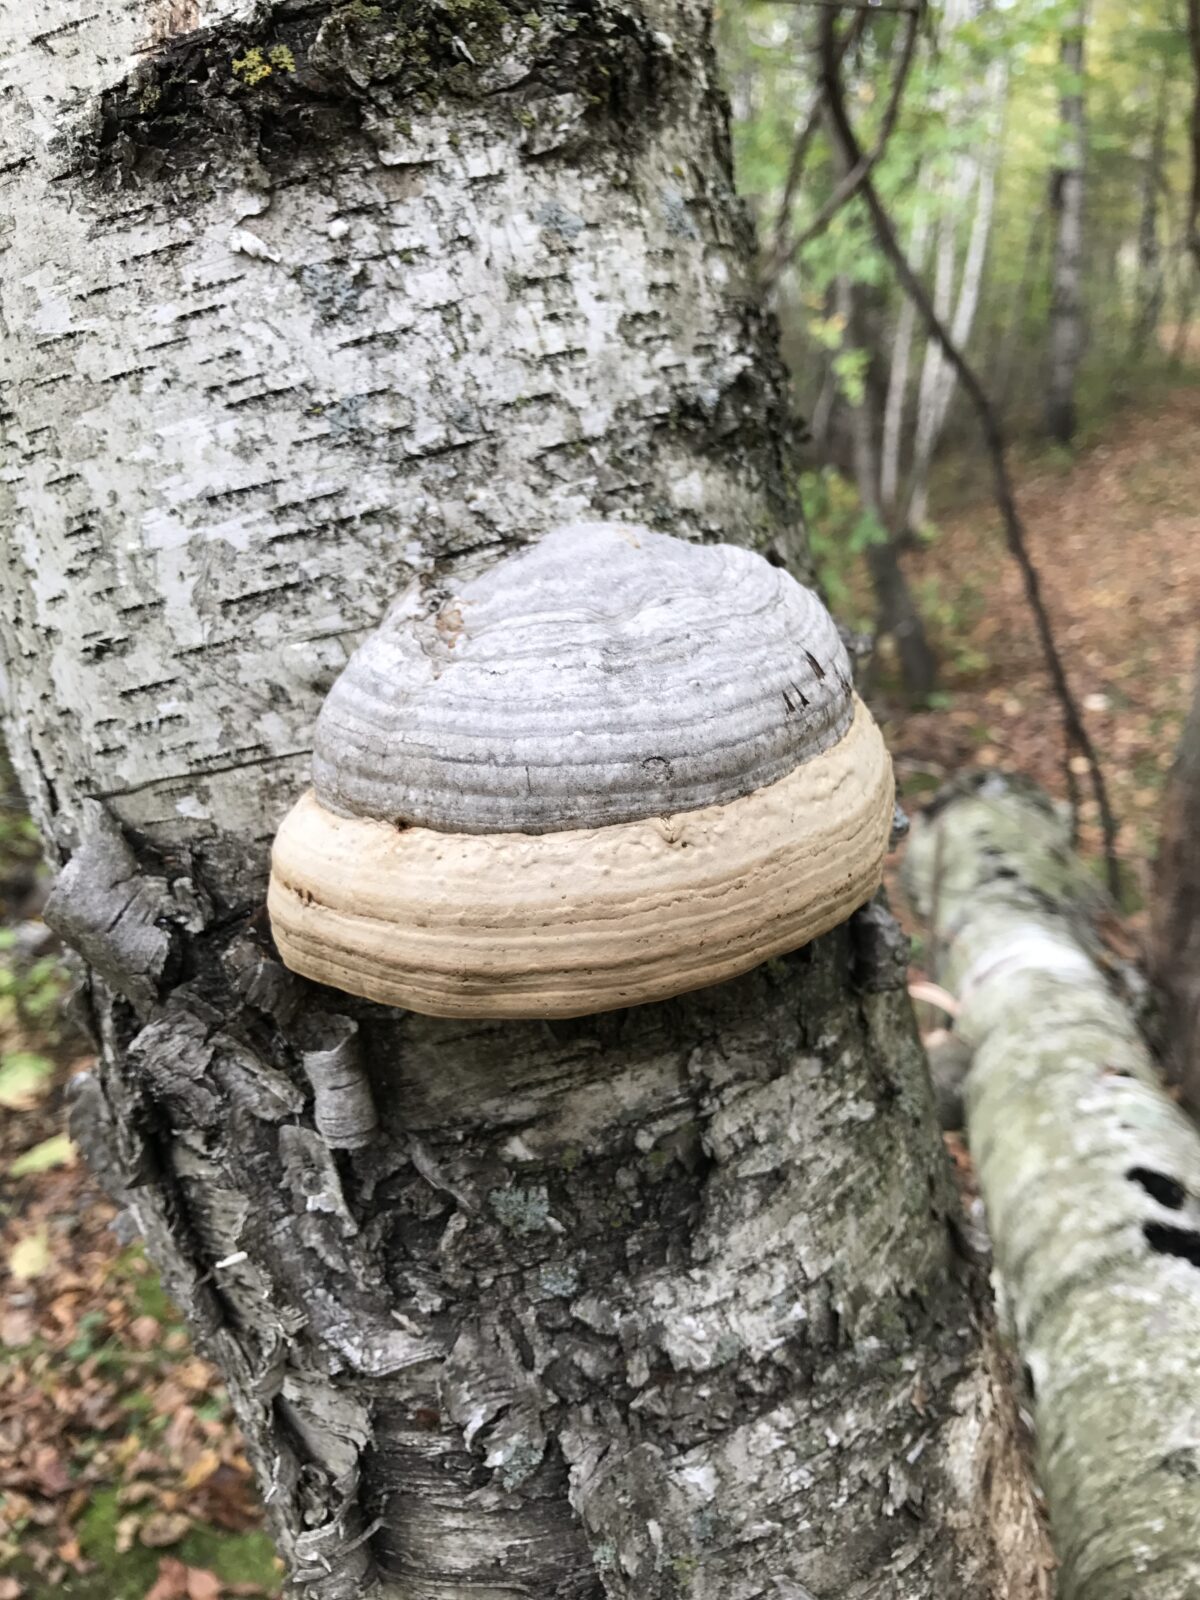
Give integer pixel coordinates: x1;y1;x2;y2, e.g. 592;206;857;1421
1045;4;1088;445
835;274;938;699
905;59;1006;532
0;3;1030;1594
1130;68;1168;363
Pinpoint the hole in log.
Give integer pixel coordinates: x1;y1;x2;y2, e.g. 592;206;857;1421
1144;1222;1200;1266
1127;1167;1187;1210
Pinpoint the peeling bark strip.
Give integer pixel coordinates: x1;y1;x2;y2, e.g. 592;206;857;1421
904;776;1200;1600
297;1014;378;1148
0;1;1033;1593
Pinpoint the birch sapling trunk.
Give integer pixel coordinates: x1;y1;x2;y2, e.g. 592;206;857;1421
1046;3;1088;446
0;2;1034;1594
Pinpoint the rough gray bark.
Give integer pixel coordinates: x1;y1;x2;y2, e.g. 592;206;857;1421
1;3;1031;1594
1045;4;1088;445
904;777;1200;1600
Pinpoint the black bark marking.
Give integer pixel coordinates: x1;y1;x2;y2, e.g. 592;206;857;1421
1145;1222;1200;1266
1127;1167;1187;1211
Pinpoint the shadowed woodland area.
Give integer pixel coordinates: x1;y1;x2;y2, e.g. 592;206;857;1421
2;0;1200;1596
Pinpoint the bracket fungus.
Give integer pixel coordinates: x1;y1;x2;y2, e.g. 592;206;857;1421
268;522;894;1018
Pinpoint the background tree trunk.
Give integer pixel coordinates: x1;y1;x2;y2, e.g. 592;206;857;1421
904;56;1006;531
835;275;939;699
1130;66;1168;363
0;2;1030;1594
1046;3;1088;445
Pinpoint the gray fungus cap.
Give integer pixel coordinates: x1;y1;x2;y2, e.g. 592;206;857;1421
269;522;894;1019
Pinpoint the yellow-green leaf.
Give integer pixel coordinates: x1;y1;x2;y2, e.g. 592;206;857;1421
10;1133;77;1177
0;1052;55;1111
10;1227;50;1281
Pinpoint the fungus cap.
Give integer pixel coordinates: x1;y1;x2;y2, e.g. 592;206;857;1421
268;522;894;1018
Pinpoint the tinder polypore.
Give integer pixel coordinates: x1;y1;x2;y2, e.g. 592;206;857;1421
268;522;894;1019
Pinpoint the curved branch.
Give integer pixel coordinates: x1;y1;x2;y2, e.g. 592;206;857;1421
818;9;1121;898
764;6;920;282
765;7;868;281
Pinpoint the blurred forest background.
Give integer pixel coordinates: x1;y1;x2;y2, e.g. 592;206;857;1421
2;1;1200;1595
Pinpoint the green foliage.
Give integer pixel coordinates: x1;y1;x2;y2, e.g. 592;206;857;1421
913;574;990;678
10;1133;75;1177
0;1050;54;1110
719;0;1198;459
800;467;886;624
0;946;67;1030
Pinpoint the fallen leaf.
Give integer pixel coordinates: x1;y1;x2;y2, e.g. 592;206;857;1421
119;1482;160;1508
55;1534;85;1571
28;1447;71;1497
182;1449;221;1491
10;1134;77;1178
9;1229;51;1282
186;1568;222;1600
116;1513;142;1555
128;1315;162;1350
144;1557;189;1600
177;1358;215;1394
140;1511;192;1549
0;1308;35;1347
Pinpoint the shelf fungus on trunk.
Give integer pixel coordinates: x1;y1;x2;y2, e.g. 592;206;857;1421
267;522;894;1018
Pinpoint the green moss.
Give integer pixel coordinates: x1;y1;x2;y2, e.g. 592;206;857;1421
68;1490;280;1600
111;1245;179;1323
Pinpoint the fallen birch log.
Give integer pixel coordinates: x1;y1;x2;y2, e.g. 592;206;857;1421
903;775;1200;1600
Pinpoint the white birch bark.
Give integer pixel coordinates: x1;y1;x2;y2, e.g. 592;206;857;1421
906;57;1006;529
1045;2;1088;444
880;203;930;515
0;3;1039;1594
904;778;1200;1600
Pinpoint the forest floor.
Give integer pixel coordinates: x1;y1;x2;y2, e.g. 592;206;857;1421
0;824;280;1599
0;379;1198;1599
881;374;1200;920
